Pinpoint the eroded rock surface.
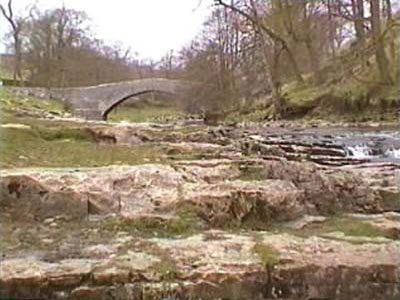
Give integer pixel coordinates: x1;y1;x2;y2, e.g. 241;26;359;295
1;158;398;222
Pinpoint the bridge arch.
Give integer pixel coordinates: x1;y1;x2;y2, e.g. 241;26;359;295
101;90;175;120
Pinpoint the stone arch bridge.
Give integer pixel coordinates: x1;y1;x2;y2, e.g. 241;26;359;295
9;78;192;120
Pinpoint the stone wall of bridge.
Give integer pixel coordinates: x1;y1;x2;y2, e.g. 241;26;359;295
7;78;191;120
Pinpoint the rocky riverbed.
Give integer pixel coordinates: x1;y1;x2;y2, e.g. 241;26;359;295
1;119;399;299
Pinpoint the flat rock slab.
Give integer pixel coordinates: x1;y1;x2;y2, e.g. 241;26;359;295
0;231;399;299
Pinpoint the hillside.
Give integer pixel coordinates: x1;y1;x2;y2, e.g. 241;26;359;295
281;45;399;121
225;19;399;124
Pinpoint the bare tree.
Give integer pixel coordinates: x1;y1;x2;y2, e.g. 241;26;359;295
0;0;26;82
159;50;176;78
214;0;304;84
22;6;140;87
179;8;242;117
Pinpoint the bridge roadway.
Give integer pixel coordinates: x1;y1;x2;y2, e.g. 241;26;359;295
8;78;191;120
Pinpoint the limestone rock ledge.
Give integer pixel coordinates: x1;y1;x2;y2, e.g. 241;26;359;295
0;232;399;300
1;159;397;223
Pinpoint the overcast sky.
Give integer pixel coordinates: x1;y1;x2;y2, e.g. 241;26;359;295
0;0;212;60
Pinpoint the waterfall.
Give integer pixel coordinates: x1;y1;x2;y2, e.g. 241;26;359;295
346;145;373;159
386;148;400;159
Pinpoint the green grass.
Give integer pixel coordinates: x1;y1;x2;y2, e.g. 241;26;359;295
108;106;186;123
139;242;180;280
225;108;270;124
283;216;389;240
282;81;331;111
0;65;14;80
0;89;213;168
252;236;280;267
0;97;209;168
0;88;67;117
34;126;94;142
0;119;219;169
239;166;267;181
100;212;201;239
321;216;388;238
0;88;72;128
0;125;172;168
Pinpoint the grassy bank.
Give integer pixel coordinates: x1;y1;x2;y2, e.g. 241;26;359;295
0;125;167;168
281;73;399;122
0;90;203;169
0;89;67;120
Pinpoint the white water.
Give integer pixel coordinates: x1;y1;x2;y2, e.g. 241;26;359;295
386;148;400;159
346;145;400;160
346;145;373;159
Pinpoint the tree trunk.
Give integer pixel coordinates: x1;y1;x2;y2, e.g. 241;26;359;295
327;0;337;63
384;0;396;66
14;33;22;84
350;0;367;68
304;37;323;84
271;44;284;118
354;0;365;43
301;1;322;84
370;0;392;84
